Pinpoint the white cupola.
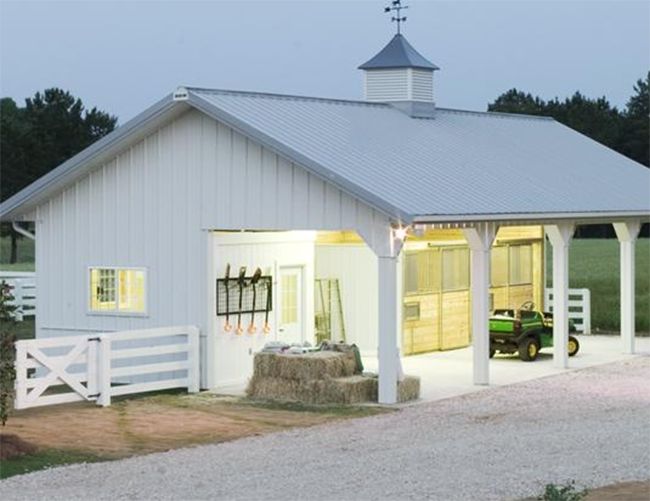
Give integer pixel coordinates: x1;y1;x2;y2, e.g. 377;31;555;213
358;33;439;105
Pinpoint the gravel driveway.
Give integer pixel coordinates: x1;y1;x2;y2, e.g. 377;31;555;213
2;357;649;500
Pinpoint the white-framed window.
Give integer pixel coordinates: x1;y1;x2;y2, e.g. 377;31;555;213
89;267;147;314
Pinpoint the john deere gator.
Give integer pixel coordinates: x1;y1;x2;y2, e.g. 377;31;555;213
489;301;580;361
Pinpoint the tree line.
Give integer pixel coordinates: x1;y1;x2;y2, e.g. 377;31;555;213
0;89;117;262
487;72;649;238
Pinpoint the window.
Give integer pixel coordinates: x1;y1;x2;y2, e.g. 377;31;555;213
442;247;469;291
509;245;532;285
89;267;146;314
490;246;508;287
404;249;441;295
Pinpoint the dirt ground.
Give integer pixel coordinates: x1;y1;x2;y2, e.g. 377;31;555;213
2;392;385;459
584;480;650;500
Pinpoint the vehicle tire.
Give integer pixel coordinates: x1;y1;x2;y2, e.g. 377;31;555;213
489;346;496;358
568;336;580;357
518;337;540;362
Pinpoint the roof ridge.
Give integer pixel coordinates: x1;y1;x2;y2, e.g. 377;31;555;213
185;87;389;107
436;107;555;121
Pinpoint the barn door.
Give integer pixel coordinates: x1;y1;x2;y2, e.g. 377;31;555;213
278;266;304;344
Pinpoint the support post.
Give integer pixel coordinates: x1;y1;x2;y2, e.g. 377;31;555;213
377;255;399;404
360;224;404;405
613;221;641;354
544;223;575;369
463;223;498;386
96;334;111;407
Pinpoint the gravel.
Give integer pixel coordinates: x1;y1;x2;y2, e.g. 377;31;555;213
2;357;649;500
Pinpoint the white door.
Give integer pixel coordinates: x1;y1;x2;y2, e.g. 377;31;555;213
278;266;304;344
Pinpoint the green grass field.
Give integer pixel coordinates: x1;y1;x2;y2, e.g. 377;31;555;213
0;235;34;272
547;239;650;333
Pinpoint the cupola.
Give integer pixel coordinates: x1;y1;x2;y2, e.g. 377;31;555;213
358;33;439;103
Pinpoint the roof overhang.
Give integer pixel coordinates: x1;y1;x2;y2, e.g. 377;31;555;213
411;211;650;228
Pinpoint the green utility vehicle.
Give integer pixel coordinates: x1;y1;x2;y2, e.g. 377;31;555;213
489;301;580;361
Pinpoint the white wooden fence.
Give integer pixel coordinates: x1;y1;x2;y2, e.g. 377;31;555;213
14;325;200;410
1;271;36;321
544;288;591;334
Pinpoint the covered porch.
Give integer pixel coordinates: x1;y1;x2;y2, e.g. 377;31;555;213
373;217;647;404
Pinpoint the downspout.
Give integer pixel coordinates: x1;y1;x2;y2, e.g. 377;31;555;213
12;221;35;240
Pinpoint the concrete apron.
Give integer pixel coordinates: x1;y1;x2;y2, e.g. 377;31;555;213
362;335;650;403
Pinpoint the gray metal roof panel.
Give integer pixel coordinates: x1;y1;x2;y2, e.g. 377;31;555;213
2;86;648;224
189;88;650;219
358;34;439;70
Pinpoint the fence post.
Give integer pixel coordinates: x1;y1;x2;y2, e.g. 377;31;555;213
13;341;27;410
582;289;591;335
96;334;111;407
187;326;200;393
87;338;98;399
13;280;24;322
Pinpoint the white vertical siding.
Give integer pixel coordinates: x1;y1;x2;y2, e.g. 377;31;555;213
33;108;391;387
315;244;378;355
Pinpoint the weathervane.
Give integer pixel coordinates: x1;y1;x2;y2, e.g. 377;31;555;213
384;0;409;34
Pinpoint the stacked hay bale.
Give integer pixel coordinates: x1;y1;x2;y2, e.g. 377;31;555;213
246;351;420;404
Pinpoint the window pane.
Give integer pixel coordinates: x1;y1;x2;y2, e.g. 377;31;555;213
404;249;440;294
491;246;508;287
509;245;532;284
89;267;146;313
442;248;469;291
90;268;116;311
404;253;419;294
118;269;146;312
281;274;298;324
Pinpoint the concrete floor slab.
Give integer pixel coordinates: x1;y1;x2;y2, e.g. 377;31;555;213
363;334;650;402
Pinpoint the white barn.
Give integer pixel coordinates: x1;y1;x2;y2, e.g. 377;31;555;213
2;34;649;403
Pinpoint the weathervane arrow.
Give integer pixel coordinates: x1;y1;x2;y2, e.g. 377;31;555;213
384;0;409;34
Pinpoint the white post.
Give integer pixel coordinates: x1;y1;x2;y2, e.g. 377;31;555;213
613;221;641;354
463;223;498;386
359;224;404;405
187;326;200;393
377;255;399;404
13;280;24;322
96;334;111;407
544;223;575;369
14;341;27;410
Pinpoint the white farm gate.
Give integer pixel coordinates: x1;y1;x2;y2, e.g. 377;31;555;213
14;325;200;410
544;288;592;334
1;271;36;321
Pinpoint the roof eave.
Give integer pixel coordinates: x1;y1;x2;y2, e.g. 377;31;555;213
412;211;650;226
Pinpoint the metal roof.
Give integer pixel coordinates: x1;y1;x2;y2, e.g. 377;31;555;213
188;88;650;222
2;86;648;224
358;34;439;70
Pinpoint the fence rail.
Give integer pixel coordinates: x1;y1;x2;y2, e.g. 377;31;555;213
0;271;36;321
14;325;200;410
544;288;591;334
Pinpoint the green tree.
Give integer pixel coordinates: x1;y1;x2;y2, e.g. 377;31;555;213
0;89;117;262
620;72;649;166
487;89;546;115
0;281;17;425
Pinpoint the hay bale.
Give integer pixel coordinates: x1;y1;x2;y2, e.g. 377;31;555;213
252;351;356;381
397;376;420;403
246;374;377;404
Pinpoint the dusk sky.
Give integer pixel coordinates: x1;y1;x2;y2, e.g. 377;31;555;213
1;0;648;123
